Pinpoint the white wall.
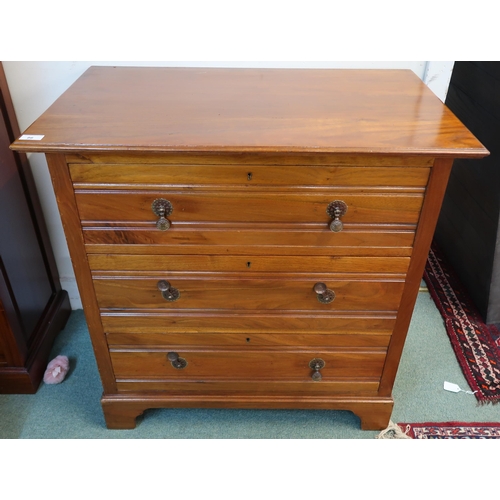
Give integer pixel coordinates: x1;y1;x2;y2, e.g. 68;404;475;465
2;61;454;309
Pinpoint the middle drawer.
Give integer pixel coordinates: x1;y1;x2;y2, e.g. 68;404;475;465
93;274;405;312
88;254;410;274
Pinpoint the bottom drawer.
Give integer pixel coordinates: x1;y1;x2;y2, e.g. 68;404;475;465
110;348;386;382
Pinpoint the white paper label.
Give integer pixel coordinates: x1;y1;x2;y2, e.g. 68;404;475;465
444;381;477;395
19;134;44;140
444;381;461;393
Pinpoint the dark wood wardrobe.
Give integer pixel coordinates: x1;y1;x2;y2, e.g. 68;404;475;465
0;62;71;393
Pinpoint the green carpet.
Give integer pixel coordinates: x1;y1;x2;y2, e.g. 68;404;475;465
1;292;498;439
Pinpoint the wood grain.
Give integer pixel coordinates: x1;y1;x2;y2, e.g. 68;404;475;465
101;311;397;335
106;331;392;348
45;154;117;393
74;190;424;224
65;153;435;167
113;379;381;395
88;254;410;274
379;158;455;396
109;347;386;380
69;163;431;189
11;67;488;157
100;393;394;430
93;275;405;312
83;224;417;257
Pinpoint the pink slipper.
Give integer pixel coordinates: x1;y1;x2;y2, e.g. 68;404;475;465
43;355;70;384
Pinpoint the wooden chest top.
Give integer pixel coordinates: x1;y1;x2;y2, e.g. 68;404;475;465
12;66;487;157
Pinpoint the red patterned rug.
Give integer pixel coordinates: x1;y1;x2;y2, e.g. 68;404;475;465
398;422;500;439
423;243;500;403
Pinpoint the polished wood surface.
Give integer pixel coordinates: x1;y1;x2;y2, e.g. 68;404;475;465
105;331;392;348
69;163;431;188
45;154;117;392
12;67;487;157
113;380;382;395
87;254;410;273
67;152;435;167
83;224;417;257
100;393;394;430
10;67;488;429
101;312;397;336
110;348;386;380
75;190;424;224
93;275;405;311
379;158;455;396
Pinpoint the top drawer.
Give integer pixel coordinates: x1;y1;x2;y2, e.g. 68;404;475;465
69;163;431;189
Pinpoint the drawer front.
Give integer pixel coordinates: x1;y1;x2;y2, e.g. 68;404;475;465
114;379;381;394
110;348;386;381
88;254;410;274
69;163;431;188
75;190;424;224
93;276;405;311
83;224;417;256
106;331;392;349
101;311;397;337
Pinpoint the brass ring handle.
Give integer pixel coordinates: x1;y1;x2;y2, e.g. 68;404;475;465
152;198;173;231
309;358;325;381
313;282;335;304
167;352;187;369
326;200;347;232
157;280;180;301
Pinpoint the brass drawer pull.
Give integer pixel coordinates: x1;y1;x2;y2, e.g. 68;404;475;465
152;198;173;231
313;282;335;304
157;280;180;301
309;358;325;381
167;352;187;369
326;200;347;232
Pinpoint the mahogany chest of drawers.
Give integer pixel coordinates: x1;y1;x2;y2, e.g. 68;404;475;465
12;67;487;429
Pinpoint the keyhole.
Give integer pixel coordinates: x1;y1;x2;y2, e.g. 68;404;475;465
246;262;251;268
246;338;251;343
247;172;252;181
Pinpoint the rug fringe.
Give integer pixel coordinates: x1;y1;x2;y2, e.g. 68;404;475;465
477;398;500;406
376;421;412;439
